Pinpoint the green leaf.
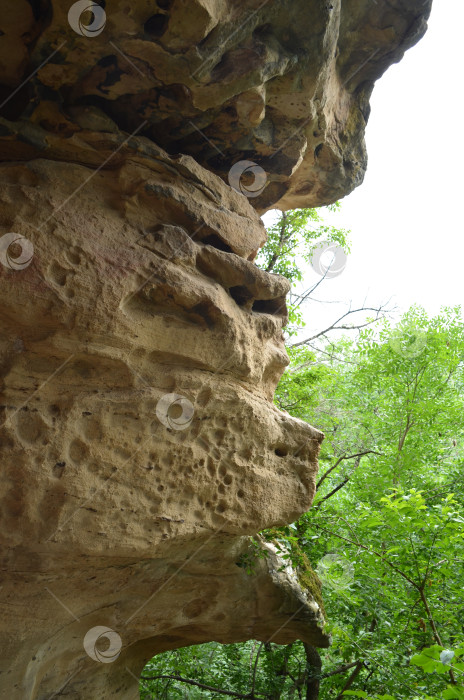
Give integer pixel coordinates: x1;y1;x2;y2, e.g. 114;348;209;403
443;687;464;700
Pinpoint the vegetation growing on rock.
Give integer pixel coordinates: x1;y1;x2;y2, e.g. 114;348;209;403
141;212;464;699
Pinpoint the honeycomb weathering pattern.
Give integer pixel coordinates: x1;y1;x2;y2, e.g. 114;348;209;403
0;0;432;697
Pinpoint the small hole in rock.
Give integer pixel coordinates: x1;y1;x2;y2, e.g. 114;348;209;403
53;462;66;478
274;446;288;457
252;298;284;315
229;285;253;307
144;13;169;37
202;234;233;253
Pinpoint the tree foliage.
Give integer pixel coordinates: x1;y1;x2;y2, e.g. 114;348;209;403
140;207;464;699
255;207;353;334
272;306;464;699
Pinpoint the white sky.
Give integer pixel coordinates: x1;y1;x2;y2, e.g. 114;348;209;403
264;0;464;337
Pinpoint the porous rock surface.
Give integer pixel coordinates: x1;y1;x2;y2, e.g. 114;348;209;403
0;1;431;698
1;0;431;211
0;132;326;699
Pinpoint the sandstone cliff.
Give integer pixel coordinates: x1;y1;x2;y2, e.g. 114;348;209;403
0;1;431;697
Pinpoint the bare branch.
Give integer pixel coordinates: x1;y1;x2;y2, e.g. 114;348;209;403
334;662;365;699
320;660;360;679
317;451;381;489
292;268;332;307
140;673;264;699
316;455;346;489
313;457;363;509
291;305;389;348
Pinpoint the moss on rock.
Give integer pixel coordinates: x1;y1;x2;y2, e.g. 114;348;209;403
260;529;325;616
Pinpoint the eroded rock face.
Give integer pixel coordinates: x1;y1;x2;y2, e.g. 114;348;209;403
0;1;432;698
0;0;432;212
0;134;326;698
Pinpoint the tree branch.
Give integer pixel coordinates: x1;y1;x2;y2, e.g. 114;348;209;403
320;661;360;679
313;525;418;588
313;475;352;508
140;674;265;699
251;642;264;696
334;661;364;699
291;303;390;347
292;268;332;307
334;619;375;699
316;451;380;489
312;522;455;684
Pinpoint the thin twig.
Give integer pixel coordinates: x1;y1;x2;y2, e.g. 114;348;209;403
141;674;265;698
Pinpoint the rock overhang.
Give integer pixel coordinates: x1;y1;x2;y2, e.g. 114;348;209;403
0;1;432;697
0;0;432;212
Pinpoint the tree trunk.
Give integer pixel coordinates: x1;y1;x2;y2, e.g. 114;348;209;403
303;644;322;700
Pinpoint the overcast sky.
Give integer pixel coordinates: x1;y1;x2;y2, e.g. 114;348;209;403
265;0;464;336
